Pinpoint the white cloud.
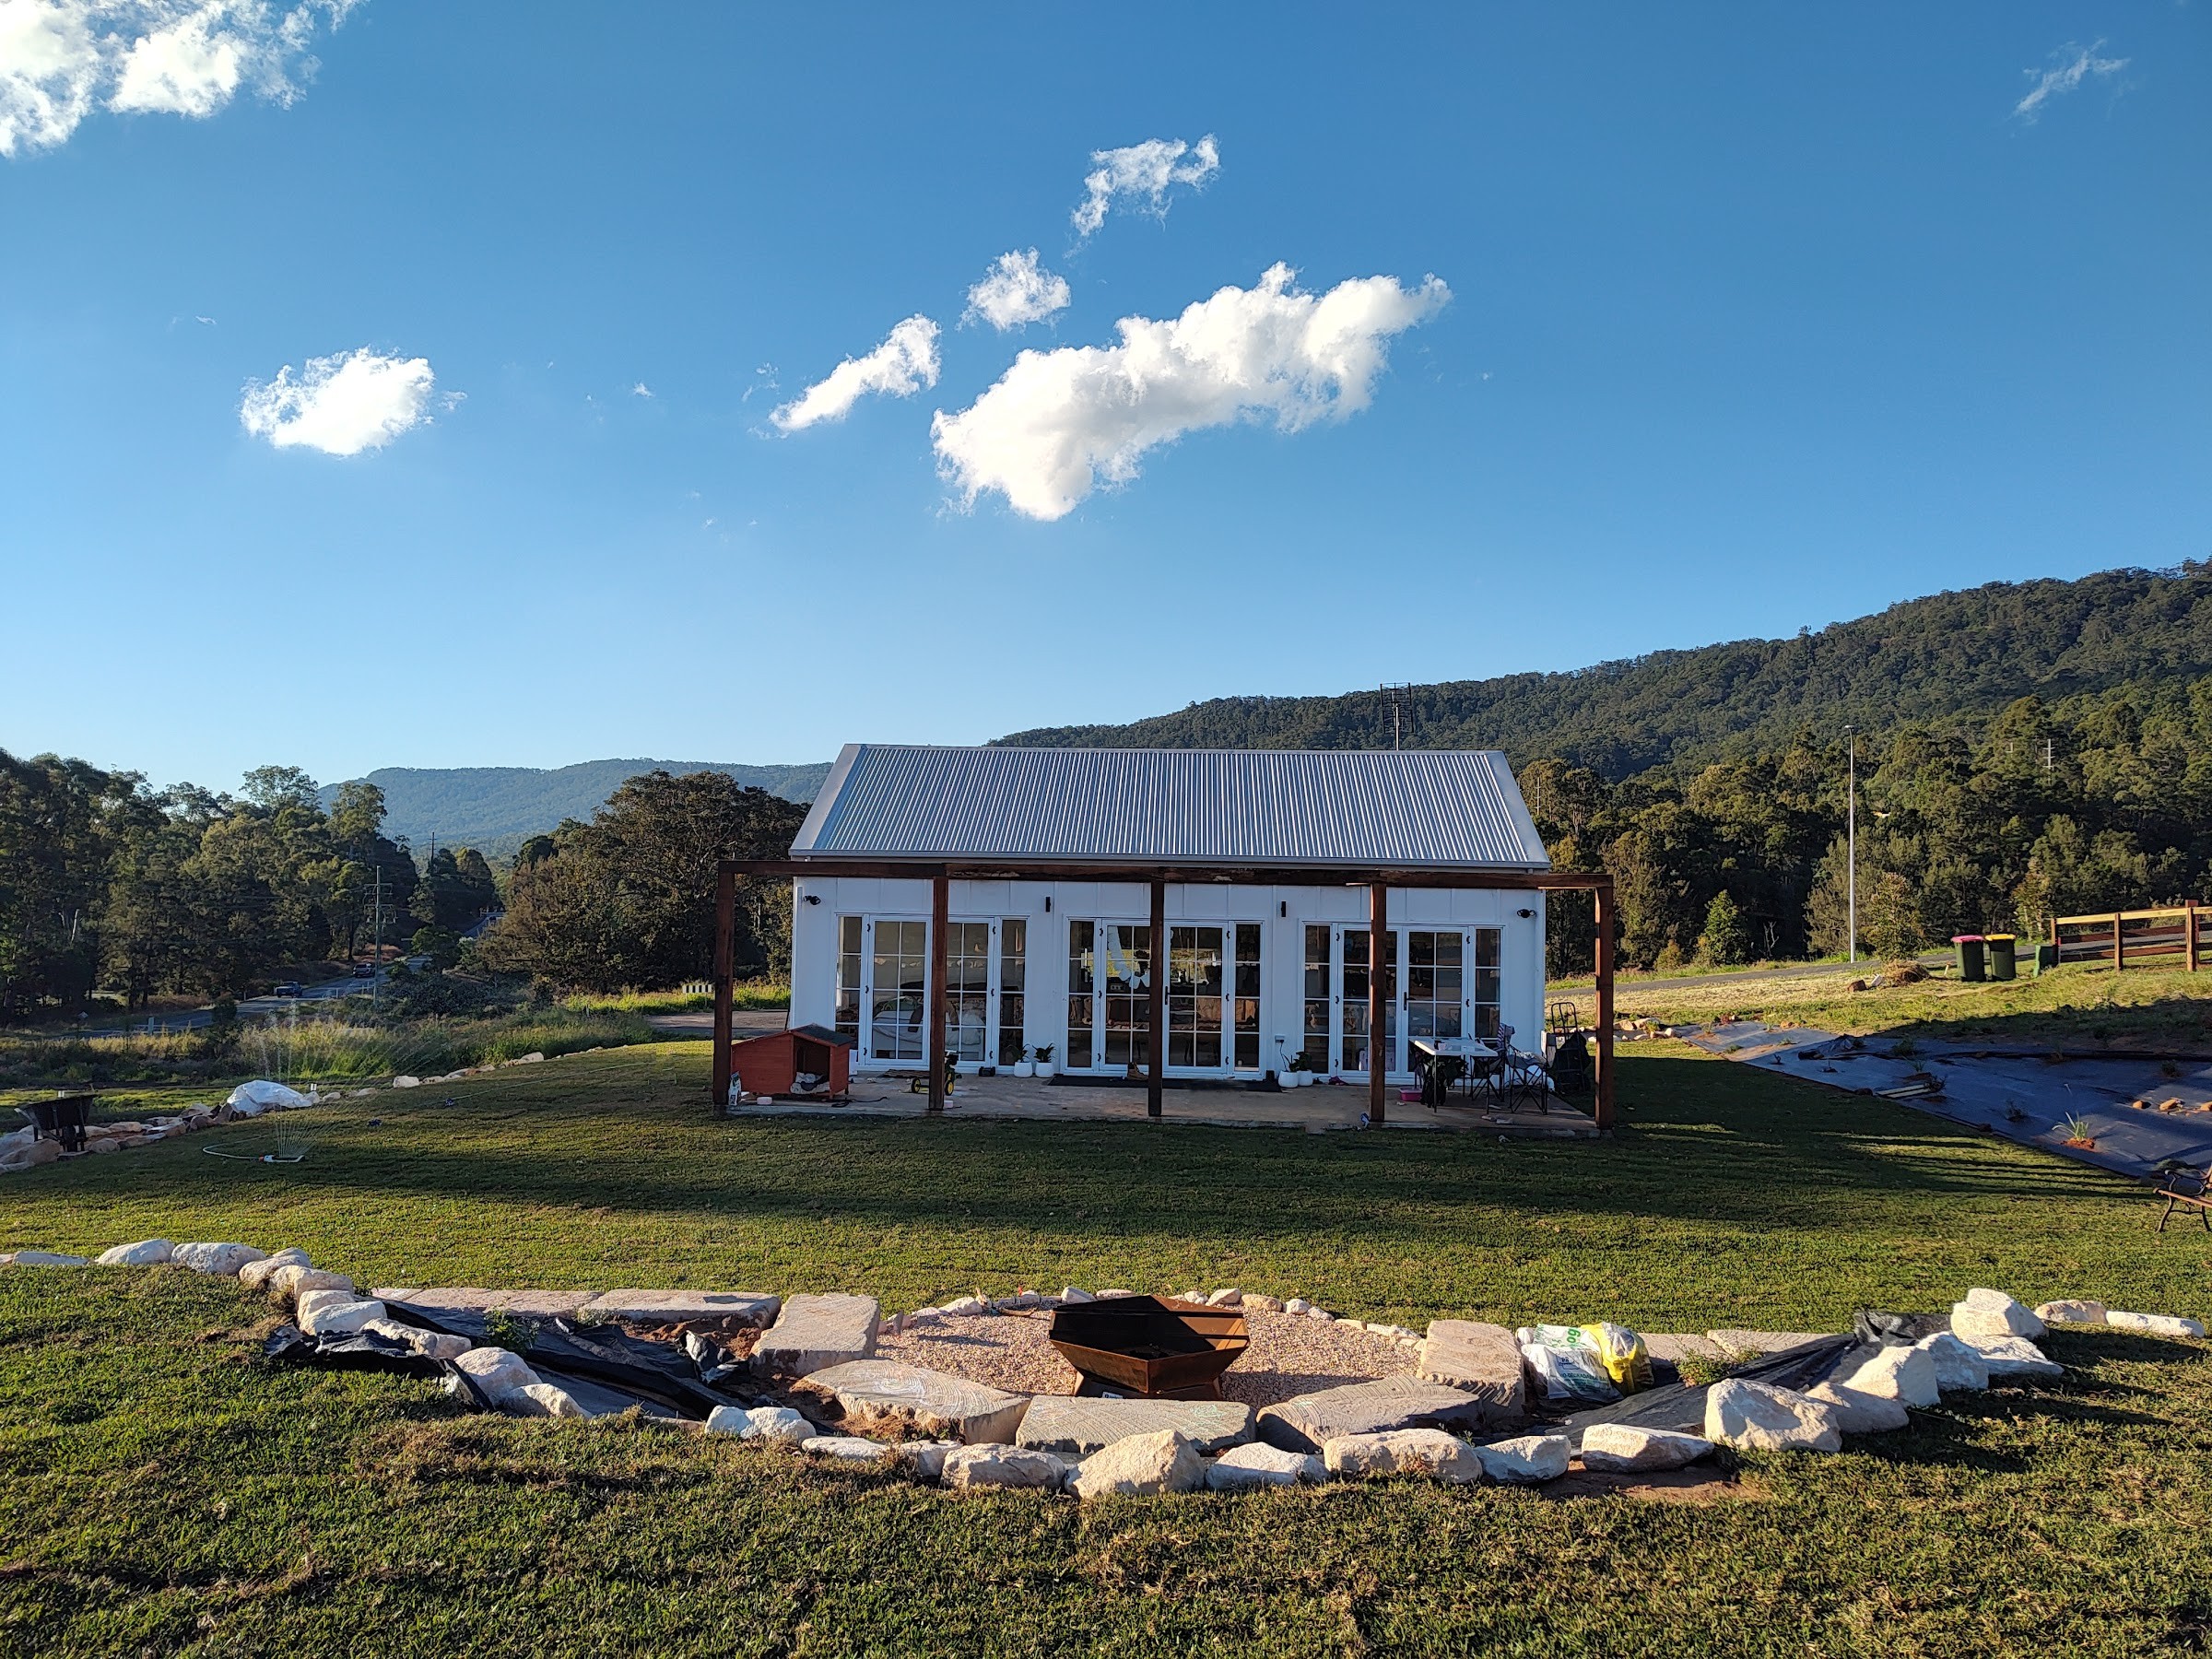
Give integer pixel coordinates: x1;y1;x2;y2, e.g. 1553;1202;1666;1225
0;0;355;158
630;382;653;398
771;315;940;432
963;249;1071;332
1071;134;1218;237
239;346;436;455
2015;40;2127;123
932;263;1448;522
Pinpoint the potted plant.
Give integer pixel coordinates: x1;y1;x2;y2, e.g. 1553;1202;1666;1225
1033;1043;1055;1080
1011;1046;1035;1079
1287;1051;1315;1088
2058;1112;2097;1150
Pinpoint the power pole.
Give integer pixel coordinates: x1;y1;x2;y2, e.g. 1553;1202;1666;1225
370;865;383;1013
1844;726;1858;964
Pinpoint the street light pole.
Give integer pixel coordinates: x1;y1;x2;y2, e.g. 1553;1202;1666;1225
1845;726;1857;965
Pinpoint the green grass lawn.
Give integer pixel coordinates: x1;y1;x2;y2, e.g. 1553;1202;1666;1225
3;1041;2208;1655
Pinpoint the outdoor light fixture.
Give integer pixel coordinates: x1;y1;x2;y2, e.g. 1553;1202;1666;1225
1516;908;1535;919
804;894;821;905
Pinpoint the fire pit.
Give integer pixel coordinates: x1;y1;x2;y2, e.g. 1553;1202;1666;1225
1048;1295;1250;1399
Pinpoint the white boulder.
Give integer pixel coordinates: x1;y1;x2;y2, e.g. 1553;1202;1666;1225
171;1242;267;1277
1242;1293;1286;1313
507;1382;590;1418
271;1267;355;1307
300;1298;389;1337
1206;1288;1242;1307
805;1435;893;1464
228;1080;312;1112
1963;1335;2064;1379
1949;1288;2045;1343
1473;1434;1571;1484
938;1296;989;1316
732;1406;814;1443
1324;1428;1483;1483
2033;1300;2108;1326
1284;1298;1313;1315
1057;1287;1095;1305
237;1248;310;1290
1805;1382;1911;1435
1912;1332;1991;1392
359;1320;472;1360
453;1346;541;1401
2105;1311;2205;1339
1703;1379;1842;1453
0;1139;62;1171
8;1250;89;1266
1070;1430;1206;1500
1577;1423;1712;1472
1205;1442;1324;1489
895;1440;962;1481
1838;1345;1940;1408
97;1240;173;1267
941;1445;1067;1490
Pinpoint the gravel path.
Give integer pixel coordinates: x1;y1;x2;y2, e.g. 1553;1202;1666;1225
875;1309;1418;1408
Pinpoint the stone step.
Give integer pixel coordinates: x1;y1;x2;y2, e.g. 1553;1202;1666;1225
1415;1321;1526;1424
1255;1376;1490;1453
578;1289;780;1328
1016;1396;1253;1457
753;1292;880;1378
790;1359;1030;1445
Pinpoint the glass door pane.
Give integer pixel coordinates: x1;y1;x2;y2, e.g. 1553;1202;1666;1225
997;919;1027;1065
1067;921;1094;1069
1406;931;1463;1044
1341;928;1396;1075
945;922;991;1063
1302;924;1331;1074
869;919;927;1062
1168;925;1224;1068
1473;926;1502;1041
1233;923;1262;1070
1100;923;1152;1069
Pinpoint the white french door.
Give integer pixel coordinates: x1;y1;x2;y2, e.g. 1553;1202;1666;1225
1065;919;1263;1075
835;916;1027;1068
1325;926;1500;1077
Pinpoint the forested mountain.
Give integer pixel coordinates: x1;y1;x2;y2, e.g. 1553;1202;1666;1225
995;565;2212;777
316;759;830;863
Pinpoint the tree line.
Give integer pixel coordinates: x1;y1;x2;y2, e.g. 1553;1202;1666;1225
1534;680;2212;972
0;755;494;1018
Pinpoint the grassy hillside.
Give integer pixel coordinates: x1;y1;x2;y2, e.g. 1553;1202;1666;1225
317;759;830;862
995;564;2212;779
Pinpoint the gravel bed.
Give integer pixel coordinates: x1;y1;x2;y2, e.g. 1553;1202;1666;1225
875;1310;1418;1408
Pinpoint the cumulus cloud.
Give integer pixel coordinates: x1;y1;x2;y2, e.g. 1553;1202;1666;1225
962;249;1071;332
1071;134;1218;237
932;263;1448;522
0;0;354;158
771;314;941;432
239;346;436;455
2015;40;2127;123
630;382;653;398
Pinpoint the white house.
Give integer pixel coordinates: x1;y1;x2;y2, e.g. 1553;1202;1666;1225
714;746;1610;1121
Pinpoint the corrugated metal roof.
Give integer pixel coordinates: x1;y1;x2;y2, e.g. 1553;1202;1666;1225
788;746;1550;869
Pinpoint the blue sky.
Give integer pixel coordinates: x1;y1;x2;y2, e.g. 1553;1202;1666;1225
3;3;2206;790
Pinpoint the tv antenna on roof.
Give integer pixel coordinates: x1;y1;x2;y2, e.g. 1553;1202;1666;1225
1380;684;1412;750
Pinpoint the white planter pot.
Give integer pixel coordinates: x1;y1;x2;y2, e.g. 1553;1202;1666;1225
1034;1063;1055;1079
1011;1062;1034;1078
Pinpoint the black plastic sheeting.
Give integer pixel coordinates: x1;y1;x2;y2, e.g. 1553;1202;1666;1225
1554;1334;1863;1446
264;1302;772;1422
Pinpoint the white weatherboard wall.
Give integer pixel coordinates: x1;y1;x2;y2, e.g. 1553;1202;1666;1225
789;877;1547;1082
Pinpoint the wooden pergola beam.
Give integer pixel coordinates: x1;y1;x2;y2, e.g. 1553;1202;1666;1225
710;864;736;1112
717;857;1611;892
927;875;948;1113
1148;878;1165;1119
1369;880;1387;1127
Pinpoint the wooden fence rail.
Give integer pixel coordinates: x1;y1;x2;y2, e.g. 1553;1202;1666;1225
2051;902;2205;971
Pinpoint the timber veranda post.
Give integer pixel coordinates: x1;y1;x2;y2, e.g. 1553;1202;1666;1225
928;876;949;1114
710;864;736;1112
1593;878;1617;1133
1369;881;1387;1128
1147;878;1166;1119
2189;900;2200;973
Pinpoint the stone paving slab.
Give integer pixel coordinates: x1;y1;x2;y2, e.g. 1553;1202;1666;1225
791;1359;1030;1444
1707;1329;1838;1358
1015;1396;1253;1456
1643;1332;1727;1364
378;1288;595;1316
1255;1375;1491;1453
579;1289;781;1327
753;1292;880;1377
1416;1321;1526;1425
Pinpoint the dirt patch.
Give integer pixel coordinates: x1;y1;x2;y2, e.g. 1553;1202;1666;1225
1538;1463;1761;1504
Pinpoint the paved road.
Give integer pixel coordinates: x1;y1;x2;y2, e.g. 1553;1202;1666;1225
67;971;374;1039
1549;952;1948;998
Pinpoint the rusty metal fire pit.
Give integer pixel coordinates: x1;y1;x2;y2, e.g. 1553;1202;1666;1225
1048;1295;1249;1399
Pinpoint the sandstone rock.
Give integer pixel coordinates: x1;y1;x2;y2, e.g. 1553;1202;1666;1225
300;1298;389;1338
1707;1329;1836;1358
753;1293;880;1377
1838;1344;1940;1408
937;1295;989;1316
392;1076;421;1088
745;1406;815;1443
1912;1332;1990;1392
704;1405;751;1437
228;1080;312;1112
578;1289;780;1327
1059;1288;1094;1304
1949;1288;2045;1343
1284;1298;1313;1314
171;1242;267;1277
1206;1288;1242;1307
903;1308;941;1327
1474;1433;1571;1484
272;1267;356;1306
2034;1300;2108;1326
1577;1423;1712;1472
453;1346;540;1401
1016;1396;1252;1457
294;1288;354;1329
1071;1429;1206;1499
237;1248;310;1290
2105;1311;2206;1339
1363;1322;1398;1336
941;1444;1066;1490
1257;1376;1492;1453
1806;1382;1911;1434
1304;1305;1334;1321
2;1140;62;1171
1001;1290;1048;1310
8;1250;88;1266
791;1359;1029;1445
1962;1335;2064;1378
97;1239;173;1267
508;1382;590;1418
360;1319;472;1360
1703;1378;1842;1453
805;1434;894;1463
1324;1428;1483;1483
1205;1442;1324;1488
895;1440;962;1481
1416;1321;1528;1426
1242;1293;1285;1313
